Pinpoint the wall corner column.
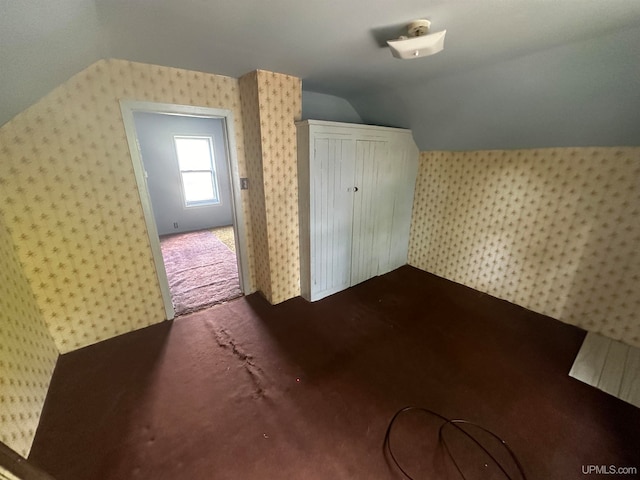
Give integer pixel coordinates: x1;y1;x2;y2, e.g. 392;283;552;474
239;70;302;304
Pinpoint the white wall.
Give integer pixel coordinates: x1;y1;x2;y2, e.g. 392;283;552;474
133;112;234;235
302;91;363;124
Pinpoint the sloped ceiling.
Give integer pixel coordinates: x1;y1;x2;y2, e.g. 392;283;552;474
2;0;640;149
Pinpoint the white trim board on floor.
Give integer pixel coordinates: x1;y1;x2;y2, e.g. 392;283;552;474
569;332;640;408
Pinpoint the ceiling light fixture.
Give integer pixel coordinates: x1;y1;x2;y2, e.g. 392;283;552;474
387;19;446;60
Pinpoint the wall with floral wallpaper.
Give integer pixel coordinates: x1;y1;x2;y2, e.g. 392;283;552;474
239;71;272;301
0;214;58;457
0;59;257;354
409;147;640;347
239;70;302;304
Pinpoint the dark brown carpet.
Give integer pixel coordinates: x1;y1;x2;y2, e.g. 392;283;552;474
160;230;242;315
29;266;640;479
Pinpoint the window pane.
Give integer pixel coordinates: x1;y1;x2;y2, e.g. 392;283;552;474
182;172;217;204
175;137;214;171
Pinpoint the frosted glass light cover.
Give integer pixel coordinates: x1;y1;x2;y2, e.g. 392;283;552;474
387;30;446;59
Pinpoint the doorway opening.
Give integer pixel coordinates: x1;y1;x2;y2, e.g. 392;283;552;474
120;102;250;320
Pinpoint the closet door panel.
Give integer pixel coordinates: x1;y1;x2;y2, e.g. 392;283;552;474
351;139;388;285
375;138;399;275
389;137;419;269
310;137;355;299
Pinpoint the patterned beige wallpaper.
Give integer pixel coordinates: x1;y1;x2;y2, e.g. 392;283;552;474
239;71;272;301
0;215;58;457
257;71;302;304
409;147;640;347
239;70;302;304
0;59;255;353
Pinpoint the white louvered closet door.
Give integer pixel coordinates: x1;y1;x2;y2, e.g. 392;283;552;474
310;136;356;299
350;139;389;286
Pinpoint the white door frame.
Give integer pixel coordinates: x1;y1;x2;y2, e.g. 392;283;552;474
120;100;251;320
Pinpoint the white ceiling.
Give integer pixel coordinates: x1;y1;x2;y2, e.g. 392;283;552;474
2;0;640;148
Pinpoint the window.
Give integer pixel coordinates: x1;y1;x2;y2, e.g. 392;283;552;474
174;136;220;207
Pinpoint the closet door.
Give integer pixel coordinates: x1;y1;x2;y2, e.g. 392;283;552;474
374;135;397;275
388;136;419;270
310;136;356;299
350;139;389;286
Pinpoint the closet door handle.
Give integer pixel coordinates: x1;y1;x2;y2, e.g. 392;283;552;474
354;186;359;192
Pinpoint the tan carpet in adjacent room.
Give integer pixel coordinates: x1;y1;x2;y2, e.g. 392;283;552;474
211;225;236;253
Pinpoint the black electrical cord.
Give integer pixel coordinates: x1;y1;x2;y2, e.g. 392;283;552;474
383;406;528;480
